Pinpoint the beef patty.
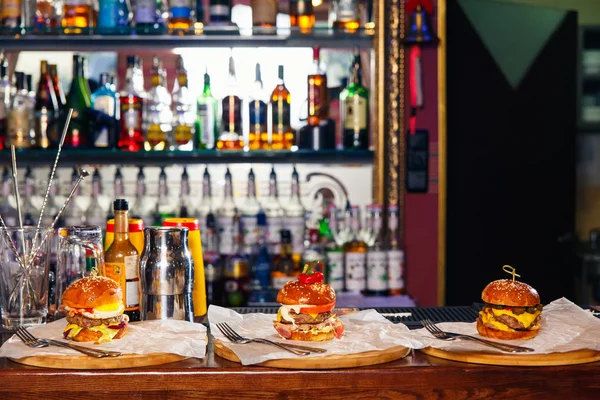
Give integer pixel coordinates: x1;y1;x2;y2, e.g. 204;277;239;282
280;311;334;325
66;313;128;328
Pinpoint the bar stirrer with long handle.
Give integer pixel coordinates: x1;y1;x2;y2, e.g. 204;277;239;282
10;145;27;260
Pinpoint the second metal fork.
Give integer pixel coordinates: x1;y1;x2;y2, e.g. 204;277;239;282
16;327;122;358
420;319;535;353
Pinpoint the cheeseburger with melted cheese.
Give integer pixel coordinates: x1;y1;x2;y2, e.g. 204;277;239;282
477;279;542;340
273;263;344;341
62;276;129;343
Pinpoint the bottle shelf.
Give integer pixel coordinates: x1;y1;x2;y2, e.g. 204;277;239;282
0;148;374;166
0;28;375;50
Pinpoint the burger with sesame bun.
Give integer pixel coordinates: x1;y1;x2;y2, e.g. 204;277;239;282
477;278;543;340
273;262;344;341
62;276;129;343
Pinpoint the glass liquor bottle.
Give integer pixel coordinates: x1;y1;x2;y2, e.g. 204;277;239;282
1;0;22;29
216;55;244;150
85;169;107;228
343;205;367;293
289;0;314;32
251;0;276;34
248;63;267;151
241;168;261;256
341;50;369;150
366;204;387;296
271;229;298;290
34;1;60;33
285;166;305;261
322;205;344;289
172;55;195;150
179;166;191;217
63;167;85;226
196;68;218;149
34;61;58;150
22;168;38;226
62;0;94;34
145;56;171;151
106;167;124;221
307;47;328;126
119;55;145;152
135;0;165;34
221;213;250;307
169;0;192;34
217;167;237;256
98;0;131;34
303;228;325;266
64;55;92;148
329;0;360;32
132;166;154;228
25;74;36;149
270;65;293;150
0;167;17;227
387;204;405;295
7;72;33;149
91;73;119;149
198;166;213;250
208;0;231;25
204;212;222;305
0;57;10;150
49;64;66;108
153;166;176;225
263;167;283;255
249;210;273;304
104;199;140;321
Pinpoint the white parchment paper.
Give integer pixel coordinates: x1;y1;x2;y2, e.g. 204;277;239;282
209;298;600;365
0;319;207;359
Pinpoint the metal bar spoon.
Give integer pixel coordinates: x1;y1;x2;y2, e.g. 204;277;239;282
10;145;27;260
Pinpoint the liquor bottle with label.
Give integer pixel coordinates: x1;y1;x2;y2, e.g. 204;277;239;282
322;205;344;289
145;56;171;151
308;47;328;126
209;0;231;24
366;204;387;296
344;205;367;293
216;55;244;150
387;204;405;295
341;50;369;150
62;0;95;34
7;72;32;149
34;61;58;150
217;167;237;255
172;55;195;150
198;166;213;250
91;73;119;149
1;0;22;29
179;167;191;217
241;168;261;256
98;0;131;34
119;55;145;151
248;210;272;304
63;167;85;226
153;166;176;225
248;63;267;150
196;68;217;149
49;64;66;108
272;229;298;290
329;0;360;32
85;169;107;228
263;167;283;254
285;166;305;260
104;199;140;321
106;167;124;221
289;0;314;32
251;0;276;33
0;168;17;227
64;55;91;148
135;0;165;34
221;213;250;307
270;65;293;150
132;166;154;228
169;0;192;34
0;57;10;150
204;212;222;305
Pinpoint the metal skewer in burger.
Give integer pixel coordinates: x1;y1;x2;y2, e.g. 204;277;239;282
273;262;344;341
477;265;543;340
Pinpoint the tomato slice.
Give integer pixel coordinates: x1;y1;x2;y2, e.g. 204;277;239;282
298;302;335;314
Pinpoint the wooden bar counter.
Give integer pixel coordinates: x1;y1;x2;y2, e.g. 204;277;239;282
1;337;599;400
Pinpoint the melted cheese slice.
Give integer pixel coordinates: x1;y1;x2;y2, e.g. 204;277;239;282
63;323;122;343
491;308;541;328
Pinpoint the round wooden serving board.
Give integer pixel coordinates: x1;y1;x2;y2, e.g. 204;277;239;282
10;352;189;369
214;339;411;369
419;347;600;366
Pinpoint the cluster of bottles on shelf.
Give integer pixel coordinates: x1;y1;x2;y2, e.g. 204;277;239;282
0;49;369;152
0;163;405;307
0;0;373;35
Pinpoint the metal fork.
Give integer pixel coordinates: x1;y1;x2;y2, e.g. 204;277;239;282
216;323;325;356
16;327;122;358
420;319;535;353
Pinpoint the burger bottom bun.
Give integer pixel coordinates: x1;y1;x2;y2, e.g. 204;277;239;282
476;318;539;340
70;325;128;343
288;329;335;342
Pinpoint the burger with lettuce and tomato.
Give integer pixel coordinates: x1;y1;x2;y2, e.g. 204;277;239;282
273;262;344;341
